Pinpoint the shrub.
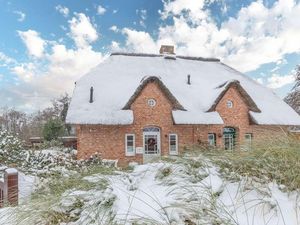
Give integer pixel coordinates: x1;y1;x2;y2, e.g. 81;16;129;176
0;129;24;164
43;119;65;141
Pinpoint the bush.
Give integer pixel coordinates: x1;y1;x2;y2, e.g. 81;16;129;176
0;129;24;164
43;119;65;141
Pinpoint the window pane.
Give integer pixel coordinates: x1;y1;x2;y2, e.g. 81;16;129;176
208;133;216;146
126;135;135;154
169;134;177;152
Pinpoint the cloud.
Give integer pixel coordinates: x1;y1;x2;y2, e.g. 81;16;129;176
0;52;16;66
122;28;158;53
18;30;46;58
55;5;69;17
109;25;119;33
8;13;105;111
122;0;300;73
136;9;147;27
267;73;295;89
110;41;122;52
68;13;98;48
13;10;26;22
97;5;106;15
11;63;35;82
113;9;118;14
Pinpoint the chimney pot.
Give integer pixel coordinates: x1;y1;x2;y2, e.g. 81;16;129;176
159;45;175;55
187;75;191;85
89;86;94;103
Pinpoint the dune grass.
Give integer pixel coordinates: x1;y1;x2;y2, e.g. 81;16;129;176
200;138;300;191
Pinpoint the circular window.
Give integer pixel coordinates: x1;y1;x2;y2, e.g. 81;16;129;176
147;99;156;107
226;100;233;108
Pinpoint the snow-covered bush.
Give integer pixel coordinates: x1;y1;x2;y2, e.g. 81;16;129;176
0;129;24;164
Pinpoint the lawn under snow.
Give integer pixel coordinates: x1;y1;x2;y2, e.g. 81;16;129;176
0;153;299;225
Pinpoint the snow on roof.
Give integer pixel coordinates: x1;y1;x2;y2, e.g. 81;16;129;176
66;53;300;125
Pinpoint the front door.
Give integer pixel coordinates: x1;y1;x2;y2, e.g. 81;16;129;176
143;127;161;162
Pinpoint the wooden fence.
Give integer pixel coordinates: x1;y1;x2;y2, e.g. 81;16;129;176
0;168;18;207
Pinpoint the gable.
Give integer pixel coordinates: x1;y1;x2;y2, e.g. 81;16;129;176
123;76;186;111
207;80;261;113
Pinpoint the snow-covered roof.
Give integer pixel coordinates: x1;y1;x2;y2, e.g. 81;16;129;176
66;53;300;125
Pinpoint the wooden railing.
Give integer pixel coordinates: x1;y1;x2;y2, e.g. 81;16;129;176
0;168;18;207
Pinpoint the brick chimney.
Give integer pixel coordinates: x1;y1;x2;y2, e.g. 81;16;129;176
159;45;175;55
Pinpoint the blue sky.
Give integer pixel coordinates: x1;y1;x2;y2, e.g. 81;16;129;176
0;0;300;112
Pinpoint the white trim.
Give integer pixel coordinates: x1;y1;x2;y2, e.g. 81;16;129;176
125;134;135;156
143;130;161;155
169;133;178;155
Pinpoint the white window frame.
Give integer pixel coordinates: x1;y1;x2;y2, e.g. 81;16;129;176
125;134;135;156
169;134;178;155
208;133;216;146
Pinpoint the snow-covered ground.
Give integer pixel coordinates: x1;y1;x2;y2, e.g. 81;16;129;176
0;155;299;225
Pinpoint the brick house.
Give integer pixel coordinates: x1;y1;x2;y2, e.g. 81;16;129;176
66;46;300;166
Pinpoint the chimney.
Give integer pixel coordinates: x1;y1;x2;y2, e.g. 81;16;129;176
159;45;175;55
89;86;94;103
187;75;191;85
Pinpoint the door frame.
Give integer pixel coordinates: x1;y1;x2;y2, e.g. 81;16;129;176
143;127;161;156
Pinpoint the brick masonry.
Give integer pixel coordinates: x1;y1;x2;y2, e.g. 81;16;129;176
76;81;288;166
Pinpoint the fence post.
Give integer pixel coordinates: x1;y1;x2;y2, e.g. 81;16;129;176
4;168;18;206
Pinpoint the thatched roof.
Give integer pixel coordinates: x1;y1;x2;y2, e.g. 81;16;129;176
111;52;220;62
123;76;186;111
207;80;261;113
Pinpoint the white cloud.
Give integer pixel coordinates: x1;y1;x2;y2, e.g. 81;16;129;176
8;12;105;111
68;13;98;48
109;25;119;33
113;9;118;14
122;0;300;73
13;10;26;22
12;63;35;82
55;5;69;17
110;41;122;52
0;52;16;66
267;73;295;89
122;28;158;53
18;30;46;58
136;9;147;27
97;5;106;15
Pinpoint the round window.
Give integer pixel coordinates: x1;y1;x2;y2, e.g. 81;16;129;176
226;100;233;108
147;99;156;107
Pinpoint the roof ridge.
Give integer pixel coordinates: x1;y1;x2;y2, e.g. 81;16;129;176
110;52;220;62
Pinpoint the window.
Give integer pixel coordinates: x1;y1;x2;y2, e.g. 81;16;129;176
208;133;216;146
125;134;135;156
244;133;252;151
226;100;233;108
169;134;178;155
147;99;156;107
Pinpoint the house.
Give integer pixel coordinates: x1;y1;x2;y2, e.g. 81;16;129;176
66;45;300;166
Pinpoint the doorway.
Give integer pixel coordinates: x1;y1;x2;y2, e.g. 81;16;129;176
143;127;161;162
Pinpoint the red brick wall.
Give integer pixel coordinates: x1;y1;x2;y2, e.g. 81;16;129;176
76;82;288;166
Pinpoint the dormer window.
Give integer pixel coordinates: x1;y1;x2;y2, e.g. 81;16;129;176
226;100;233;108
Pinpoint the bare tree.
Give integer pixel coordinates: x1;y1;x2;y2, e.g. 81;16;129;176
284;65;300;115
